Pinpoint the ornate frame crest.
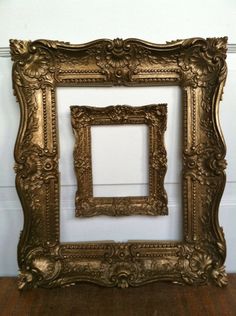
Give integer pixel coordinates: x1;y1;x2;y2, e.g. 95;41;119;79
71;104;168;217
10;37;228;289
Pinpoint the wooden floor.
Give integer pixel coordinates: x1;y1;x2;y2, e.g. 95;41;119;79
0;275;235;316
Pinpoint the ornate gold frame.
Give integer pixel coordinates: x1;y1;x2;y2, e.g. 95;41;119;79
10;37;228;289
71;104;168;217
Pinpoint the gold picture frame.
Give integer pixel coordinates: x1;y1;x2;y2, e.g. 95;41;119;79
10;37;228;289
71;104;168;217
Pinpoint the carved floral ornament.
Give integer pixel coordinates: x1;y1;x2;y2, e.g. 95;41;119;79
10;37;228;289
71;104;168;217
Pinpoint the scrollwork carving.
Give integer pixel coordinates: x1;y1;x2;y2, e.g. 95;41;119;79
71;104;168;217
178;37;227;87
177;243;227;287
183;144;227;184
10;37;228;289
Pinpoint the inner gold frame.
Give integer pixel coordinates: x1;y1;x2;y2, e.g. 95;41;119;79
71;104;168;217
10;37;228;289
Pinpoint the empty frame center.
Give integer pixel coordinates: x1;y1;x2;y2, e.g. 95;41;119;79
91;124;149;197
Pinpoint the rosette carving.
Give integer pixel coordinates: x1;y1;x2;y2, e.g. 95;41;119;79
183;144;227;184
178;37;227;87
177;244;227;287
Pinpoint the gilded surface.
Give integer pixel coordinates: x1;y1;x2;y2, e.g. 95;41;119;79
10;37;228;289
71;104;168;217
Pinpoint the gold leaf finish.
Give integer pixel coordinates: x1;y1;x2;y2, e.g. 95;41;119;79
71;104;168;217
10;37;228;289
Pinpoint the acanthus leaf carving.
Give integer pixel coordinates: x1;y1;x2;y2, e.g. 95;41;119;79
10;39;31;61
90;38;140;84
183;144;227;184
71;104;168;217
178;37;227;87
10;40;56;90
10;37;227;289
177;244;227;286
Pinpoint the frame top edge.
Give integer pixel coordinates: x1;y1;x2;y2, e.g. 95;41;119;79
9;37;228;59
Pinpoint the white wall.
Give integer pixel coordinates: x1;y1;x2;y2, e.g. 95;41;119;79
0;0;235;275
58;86;183;243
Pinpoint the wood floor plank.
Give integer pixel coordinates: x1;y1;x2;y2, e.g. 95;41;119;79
0;276;235;316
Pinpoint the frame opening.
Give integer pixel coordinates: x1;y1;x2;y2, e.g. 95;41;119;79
58;86;182;243
91;124;149;197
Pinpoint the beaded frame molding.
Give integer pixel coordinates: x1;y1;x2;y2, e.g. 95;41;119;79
10;37;228;289
71;104;168;217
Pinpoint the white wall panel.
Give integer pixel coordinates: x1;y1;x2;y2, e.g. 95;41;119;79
0;0;235;275
91;124;149;188
0;0;236;45
57;86;183;244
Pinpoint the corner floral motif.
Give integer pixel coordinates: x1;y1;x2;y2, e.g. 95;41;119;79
18;245;62;289
71;106;92;127
10;39;30;60
24;50;51;78
177;244;228;286
178;37;227;87
10;39;55;90
211;265;228;287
